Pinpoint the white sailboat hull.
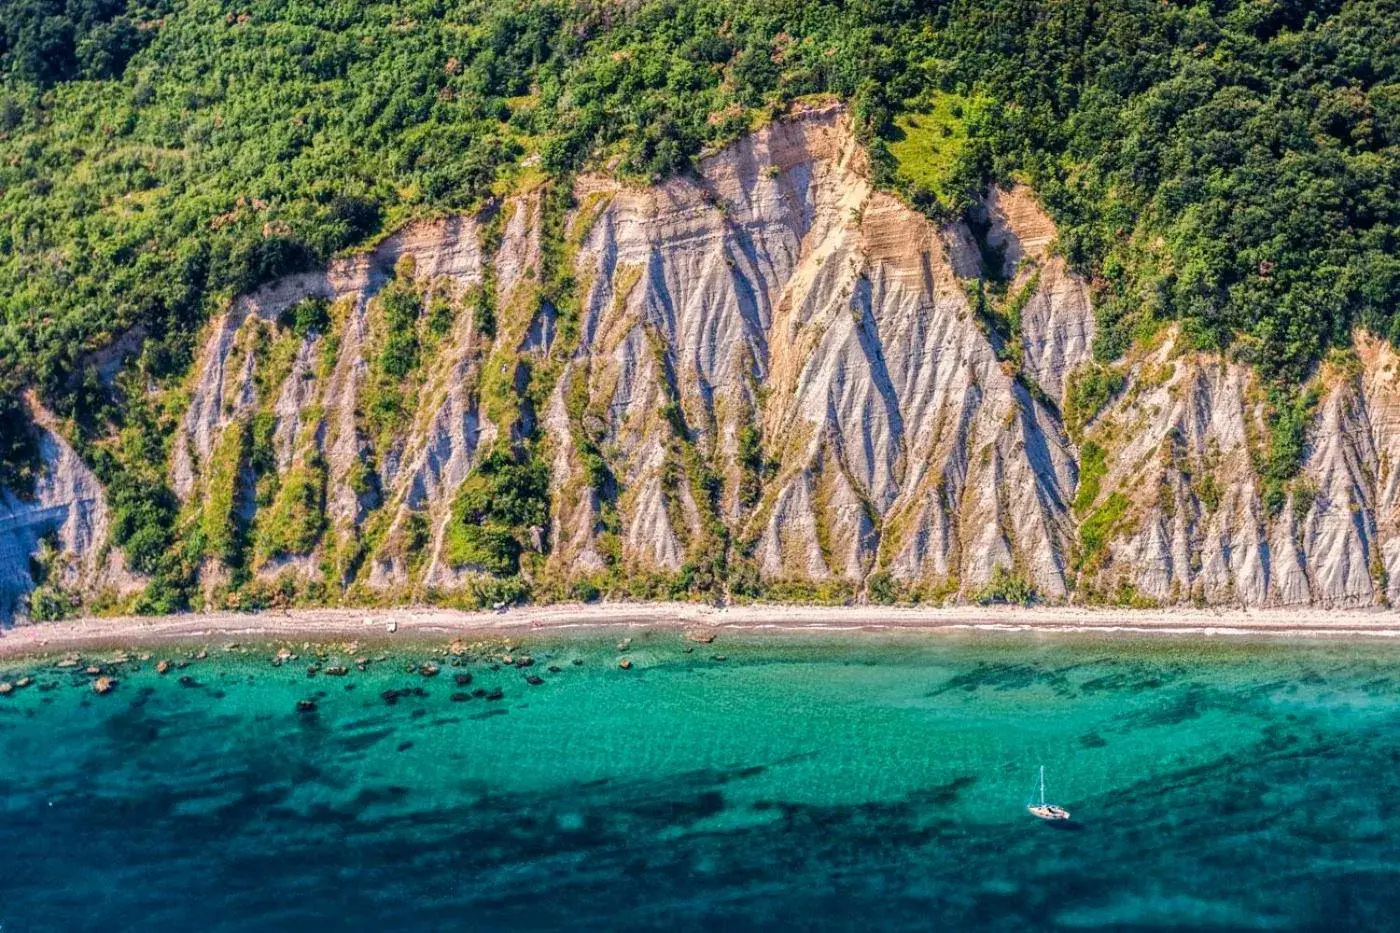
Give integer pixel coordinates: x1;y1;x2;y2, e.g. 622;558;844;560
1027;804;1071;821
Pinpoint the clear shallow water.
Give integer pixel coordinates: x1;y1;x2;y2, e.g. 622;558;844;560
2;630;1399;931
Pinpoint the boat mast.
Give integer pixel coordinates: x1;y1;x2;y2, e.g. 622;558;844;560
1039;765;1046;806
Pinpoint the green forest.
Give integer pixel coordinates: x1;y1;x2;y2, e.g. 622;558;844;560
0;0;1396;608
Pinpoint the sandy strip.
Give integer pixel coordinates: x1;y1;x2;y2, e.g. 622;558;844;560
3;602;1400;656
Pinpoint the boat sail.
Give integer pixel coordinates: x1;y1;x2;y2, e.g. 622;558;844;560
1027;765;1071;821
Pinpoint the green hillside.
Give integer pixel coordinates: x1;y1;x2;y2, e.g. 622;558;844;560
1;0;1396;610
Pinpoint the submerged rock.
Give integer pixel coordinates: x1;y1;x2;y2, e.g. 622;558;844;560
454;673;473;687
420;663;440;677
155;660;171;675
92;676;115;695
525;674;544;686
296;699;318;714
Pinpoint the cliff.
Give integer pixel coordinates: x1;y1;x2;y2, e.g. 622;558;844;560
2;105;1396;618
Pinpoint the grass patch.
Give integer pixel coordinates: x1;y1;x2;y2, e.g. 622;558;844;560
755;579;857;606
1064;362;1124;441
443;446;549;576
1077;491;1130;573
737;423;764;508
888;91;976;209
202;419;251;566
1259;385;1320;517
255;457;328;561
1073;441;1107;516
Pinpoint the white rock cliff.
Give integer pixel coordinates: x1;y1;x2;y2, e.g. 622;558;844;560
2;105;1396;615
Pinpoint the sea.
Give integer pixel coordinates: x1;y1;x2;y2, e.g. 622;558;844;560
2;628;1398;931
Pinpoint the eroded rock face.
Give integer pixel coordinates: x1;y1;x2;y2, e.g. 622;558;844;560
550;107;1082;598
980;185;1096;404
6;105;1400;609
1071;328;1400;608
1073;339;1275;605
0;400;142;621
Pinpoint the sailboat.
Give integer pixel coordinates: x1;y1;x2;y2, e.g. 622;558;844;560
1027;765;1071;821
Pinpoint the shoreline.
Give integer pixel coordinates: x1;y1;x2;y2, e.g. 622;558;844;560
3;602;1400;656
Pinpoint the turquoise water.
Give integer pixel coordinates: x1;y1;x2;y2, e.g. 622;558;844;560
2;629;1399;930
